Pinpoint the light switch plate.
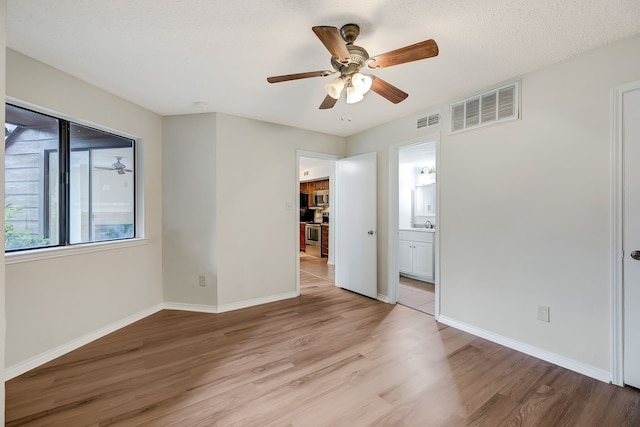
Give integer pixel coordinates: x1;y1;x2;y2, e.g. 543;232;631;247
537;305;550;322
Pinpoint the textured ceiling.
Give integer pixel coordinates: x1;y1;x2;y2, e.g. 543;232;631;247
6;0;640;137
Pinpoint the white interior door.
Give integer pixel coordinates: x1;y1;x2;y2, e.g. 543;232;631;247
623;86;640;389
335;152;377;299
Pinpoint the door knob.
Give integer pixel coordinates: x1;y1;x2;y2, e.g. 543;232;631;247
368;230;375;235
631;250;640;261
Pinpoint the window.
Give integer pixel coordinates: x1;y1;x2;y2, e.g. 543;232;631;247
5;104;136;252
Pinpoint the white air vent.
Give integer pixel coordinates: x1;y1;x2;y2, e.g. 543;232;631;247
417;112;441;129
451;81;519;133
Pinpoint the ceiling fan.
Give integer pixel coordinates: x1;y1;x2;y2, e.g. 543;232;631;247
267;24;439;109
94;156;132;175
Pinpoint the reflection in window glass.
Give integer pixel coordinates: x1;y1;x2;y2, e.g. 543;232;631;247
69;150;89;242
48;152;60;245
4;105;59;250
70;124;134;243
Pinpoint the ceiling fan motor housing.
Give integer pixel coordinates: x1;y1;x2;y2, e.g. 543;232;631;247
331;44;370;79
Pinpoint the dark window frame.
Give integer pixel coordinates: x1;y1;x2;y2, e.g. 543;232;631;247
5;103;137;253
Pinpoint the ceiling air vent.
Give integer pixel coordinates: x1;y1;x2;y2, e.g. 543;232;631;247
450;81;520;133
417;112;441;129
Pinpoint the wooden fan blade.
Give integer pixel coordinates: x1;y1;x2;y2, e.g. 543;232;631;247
368;39;439;69
267;70;333;83
370;76;409;104
312;26;350;63
319;95;338;110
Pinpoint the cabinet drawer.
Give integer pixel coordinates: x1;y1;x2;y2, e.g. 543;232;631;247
398;230;433;243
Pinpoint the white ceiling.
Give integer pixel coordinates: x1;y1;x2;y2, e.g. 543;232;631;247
7;1;640;137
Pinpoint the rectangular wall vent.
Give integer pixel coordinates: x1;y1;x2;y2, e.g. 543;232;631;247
450;81;520;133
417;112;441;129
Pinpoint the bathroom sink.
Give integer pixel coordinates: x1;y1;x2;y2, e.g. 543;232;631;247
408;226;435;232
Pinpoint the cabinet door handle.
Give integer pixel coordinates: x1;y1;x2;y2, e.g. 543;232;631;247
632;250;640;260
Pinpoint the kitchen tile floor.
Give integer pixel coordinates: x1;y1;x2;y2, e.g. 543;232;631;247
398;276;435;315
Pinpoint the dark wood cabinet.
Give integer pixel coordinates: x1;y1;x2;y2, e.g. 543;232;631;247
321;224;329;257
300;223;306;251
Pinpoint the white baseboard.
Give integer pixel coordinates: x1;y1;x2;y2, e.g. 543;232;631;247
215;291;298;313
377;293;391;303
4;303;164;381
163;302;217;313
164;291;298;314
438;315;611;383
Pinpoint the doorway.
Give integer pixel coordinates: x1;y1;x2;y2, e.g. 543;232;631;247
297;151;378;300
393;139;439;315
297;153;336;294
396;141;437;314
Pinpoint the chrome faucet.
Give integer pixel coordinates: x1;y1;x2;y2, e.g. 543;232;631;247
424;220;432;229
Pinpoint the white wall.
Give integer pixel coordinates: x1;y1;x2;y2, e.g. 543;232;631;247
0;0;7;421
4;50;163;369
346;34;640;374
216;114;345;307
162;114;217;306
299;157;333;181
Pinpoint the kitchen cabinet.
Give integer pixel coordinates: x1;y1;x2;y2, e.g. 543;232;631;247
399;230;434;281
321;224;329;257
315;179;329;190
301;179;330;207
414;184;435;216
299;223;306;251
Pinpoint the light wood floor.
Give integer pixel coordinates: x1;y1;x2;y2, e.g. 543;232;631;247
398;276;435;315
6;262;640;426
299;252;334;282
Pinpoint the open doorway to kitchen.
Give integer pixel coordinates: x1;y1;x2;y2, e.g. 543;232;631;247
297;154;336;292
396;141;437;315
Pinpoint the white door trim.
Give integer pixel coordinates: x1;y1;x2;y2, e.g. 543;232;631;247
610;79;640;386
387;133;440;318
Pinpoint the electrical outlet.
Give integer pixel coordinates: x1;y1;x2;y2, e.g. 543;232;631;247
198;275;206;287
537;305;550;323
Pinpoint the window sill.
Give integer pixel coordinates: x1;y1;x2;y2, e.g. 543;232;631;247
5;238;149;265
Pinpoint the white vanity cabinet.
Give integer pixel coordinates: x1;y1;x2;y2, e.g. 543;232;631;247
414;184;435;216
398;229;434;281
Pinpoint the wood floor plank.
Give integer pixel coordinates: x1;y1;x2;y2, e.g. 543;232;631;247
6;260;640;426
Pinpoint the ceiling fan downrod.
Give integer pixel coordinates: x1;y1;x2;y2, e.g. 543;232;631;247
340;23;360;44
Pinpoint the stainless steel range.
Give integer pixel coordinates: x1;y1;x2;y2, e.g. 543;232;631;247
305;223;321;257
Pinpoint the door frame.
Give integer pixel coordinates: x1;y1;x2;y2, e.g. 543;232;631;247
610;79;640;386
388;133;441;317
295;150;339;296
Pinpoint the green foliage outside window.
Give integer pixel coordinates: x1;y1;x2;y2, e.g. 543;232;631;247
5;202;49;250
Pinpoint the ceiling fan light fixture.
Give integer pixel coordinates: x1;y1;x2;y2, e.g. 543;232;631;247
324;76;345;99
346;84;364;104
352;73;372;95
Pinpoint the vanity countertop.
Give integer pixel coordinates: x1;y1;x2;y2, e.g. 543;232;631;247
399;227;435;233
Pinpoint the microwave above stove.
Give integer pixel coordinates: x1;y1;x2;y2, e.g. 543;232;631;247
314;190;329;207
